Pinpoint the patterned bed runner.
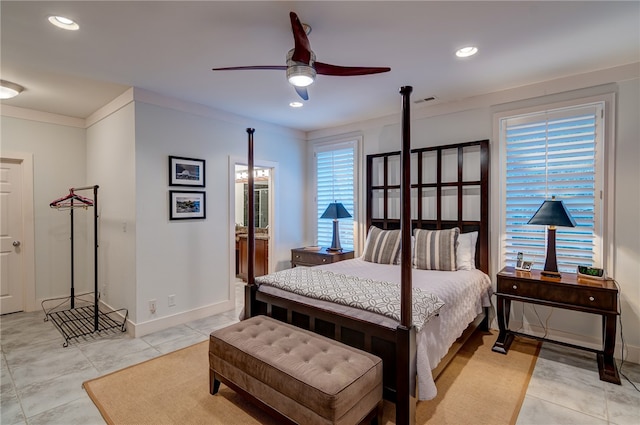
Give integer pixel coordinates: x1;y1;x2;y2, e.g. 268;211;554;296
256;267;444;331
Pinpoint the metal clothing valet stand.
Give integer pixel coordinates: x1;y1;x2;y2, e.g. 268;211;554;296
42;185;128;347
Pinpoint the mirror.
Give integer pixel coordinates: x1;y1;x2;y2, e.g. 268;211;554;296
234;165;270;228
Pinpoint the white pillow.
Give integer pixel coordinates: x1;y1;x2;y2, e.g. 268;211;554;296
456;231;478;271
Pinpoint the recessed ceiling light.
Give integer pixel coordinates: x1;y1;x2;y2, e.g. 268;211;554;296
289;101;303;108
48;15;79;31
455;46;478;58
0;80;24;99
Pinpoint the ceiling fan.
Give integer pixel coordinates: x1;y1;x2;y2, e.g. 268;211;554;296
212;12;391;101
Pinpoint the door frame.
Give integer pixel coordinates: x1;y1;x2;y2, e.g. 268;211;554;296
228;156;277;303
1;152;36;312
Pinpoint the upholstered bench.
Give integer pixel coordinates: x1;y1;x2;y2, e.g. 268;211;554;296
209;315;383;425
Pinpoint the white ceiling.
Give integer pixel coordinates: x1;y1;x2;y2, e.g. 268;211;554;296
1;1;639;132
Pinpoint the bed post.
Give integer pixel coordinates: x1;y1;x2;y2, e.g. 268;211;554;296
396;86;417;425
244;128;256;319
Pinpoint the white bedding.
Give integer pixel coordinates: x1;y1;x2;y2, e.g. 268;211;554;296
257;257;492;400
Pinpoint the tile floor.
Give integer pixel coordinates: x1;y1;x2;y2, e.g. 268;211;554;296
1;283;639;425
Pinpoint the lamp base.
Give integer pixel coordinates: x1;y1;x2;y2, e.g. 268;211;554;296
541;270;561;278
327;219;342;252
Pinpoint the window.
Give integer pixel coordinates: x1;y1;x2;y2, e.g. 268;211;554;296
314;140;357;250
499;101;608;272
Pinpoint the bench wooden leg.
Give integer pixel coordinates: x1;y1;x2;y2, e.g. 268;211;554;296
372;400;384;425
362;400;384;425
209;369;221;395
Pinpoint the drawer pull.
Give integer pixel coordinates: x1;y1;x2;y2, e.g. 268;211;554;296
589;296;595;302
512;285;518;290
322;258;327;262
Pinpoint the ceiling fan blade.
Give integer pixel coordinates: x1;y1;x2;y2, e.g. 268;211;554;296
315;62;391;76
289;12;312;64
212;65;287;71
294;86;309;101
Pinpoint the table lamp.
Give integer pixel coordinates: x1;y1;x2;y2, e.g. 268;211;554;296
527;196;577;278
321;201;351;252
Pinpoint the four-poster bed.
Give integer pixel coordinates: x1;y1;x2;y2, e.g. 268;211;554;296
242;87;491;425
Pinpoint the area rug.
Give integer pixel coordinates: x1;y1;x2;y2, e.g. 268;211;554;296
83;330;539;425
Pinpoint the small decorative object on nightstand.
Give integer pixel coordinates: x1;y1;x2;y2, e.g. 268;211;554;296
291;247;354;268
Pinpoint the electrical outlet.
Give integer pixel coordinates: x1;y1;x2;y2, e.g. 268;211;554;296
149;299;157;314
168;294;176;307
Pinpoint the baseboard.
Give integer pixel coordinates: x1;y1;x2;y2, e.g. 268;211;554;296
35;295;236;339
128;299;236;338
491;320;640;365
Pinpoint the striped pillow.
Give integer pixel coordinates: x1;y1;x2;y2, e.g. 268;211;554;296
363;226;401;264
413;228;460;271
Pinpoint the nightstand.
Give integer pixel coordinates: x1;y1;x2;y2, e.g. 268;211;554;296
492;266;620;384
291;247;354;268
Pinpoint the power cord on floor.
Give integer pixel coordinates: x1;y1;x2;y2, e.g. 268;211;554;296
613;279;640;393
531;304;553;338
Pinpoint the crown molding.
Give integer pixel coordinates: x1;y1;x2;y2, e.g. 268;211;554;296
0;104;85;128
307;62;640;141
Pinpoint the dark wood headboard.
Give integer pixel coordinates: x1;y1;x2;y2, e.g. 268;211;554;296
366;139;490;274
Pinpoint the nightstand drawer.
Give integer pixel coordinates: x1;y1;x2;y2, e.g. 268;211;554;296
497;277;617;312
292;250;331;265
291;248;354;267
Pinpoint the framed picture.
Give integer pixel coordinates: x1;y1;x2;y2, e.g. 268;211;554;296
516;259;534;272
169;156;205;187
169;191;206;220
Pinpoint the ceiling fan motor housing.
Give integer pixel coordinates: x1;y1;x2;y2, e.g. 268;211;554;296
286;49;316;87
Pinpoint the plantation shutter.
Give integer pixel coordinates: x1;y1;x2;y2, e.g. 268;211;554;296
502;103;604;272
316;143;355;250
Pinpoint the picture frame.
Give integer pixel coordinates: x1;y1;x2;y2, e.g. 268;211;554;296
515;252;533;271
520;261;534;271
169;191;206;220
515;258;534;272
169;156;205;187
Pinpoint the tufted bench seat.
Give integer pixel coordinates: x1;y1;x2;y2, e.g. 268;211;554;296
209;315;383;425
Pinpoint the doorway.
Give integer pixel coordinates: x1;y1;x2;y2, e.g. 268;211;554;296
229;156;278;304
0;153;36;314
233;164;273;282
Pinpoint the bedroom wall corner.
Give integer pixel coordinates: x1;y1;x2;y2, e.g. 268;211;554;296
86;101;138;322
612;76;640;363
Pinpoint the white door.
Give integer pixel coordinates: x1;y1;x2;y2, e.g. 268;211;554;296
0;159;24;314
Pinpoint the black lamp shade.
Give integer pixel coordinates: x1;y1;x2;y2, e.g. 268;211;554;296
527;199;577;227
321;202;352;219
321;202;351;251
527;197;576;278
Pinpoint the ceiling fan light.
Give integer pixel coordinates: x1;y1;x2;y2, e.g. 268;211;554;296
287;65;316;87
0;80;24;99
